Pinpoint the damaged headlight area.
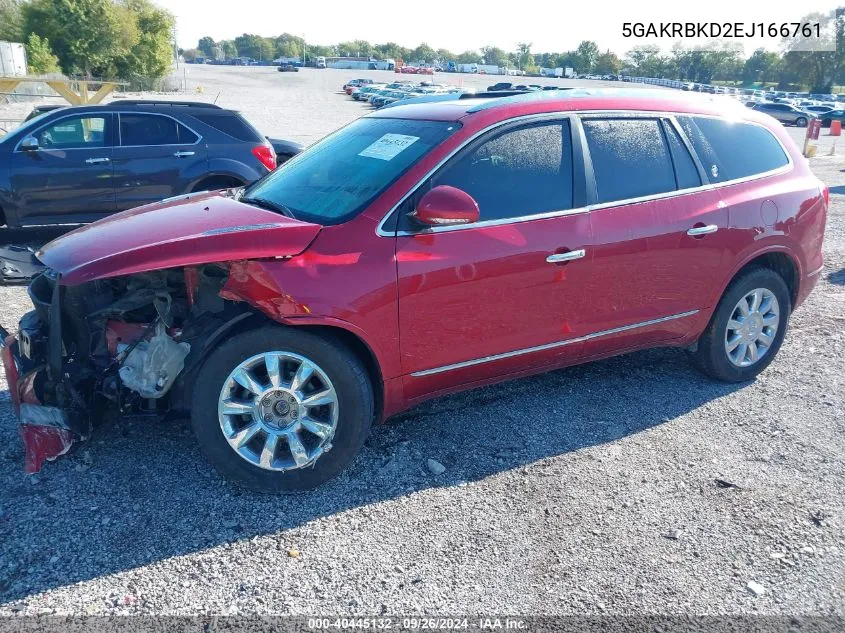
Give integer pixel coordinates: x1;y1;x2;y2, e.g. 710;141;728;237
1;264;252;473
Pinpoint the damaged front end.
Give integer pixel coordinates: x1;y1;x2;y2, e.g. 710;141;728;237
1;264;251;473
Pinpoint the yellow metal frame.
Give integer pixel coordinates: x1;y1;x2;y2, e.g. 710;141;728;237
0;77;122;105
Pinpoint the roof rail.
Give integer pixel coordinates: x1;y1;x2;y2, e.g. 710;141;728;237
464;87;680;112
459;90;529;99
111;100;222;109
460;88;574;100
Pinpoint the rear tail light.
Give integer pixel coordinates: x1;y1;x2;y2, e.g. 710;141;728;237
252;144;277;171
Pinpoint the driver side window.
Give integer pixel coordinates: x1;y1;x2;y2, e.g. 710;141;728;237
36;115;108;150
425;120;573;223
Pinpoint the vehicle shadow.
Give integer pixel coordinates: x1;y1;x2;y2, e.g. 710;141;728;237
828;268;845;285
0;346;744;603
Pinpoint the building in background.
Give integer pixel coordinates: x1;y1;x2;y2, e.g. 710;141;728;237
0;41;27;77
325;57;394;70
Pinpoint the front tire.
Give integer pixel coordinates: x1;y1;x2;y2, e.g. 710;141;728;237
795;116;808;127
691;268;791;383
191;327;373;491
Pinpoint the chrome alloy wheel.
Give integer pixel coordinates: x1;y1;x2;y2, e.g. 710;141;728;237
218;352;339;471
724;288;780;368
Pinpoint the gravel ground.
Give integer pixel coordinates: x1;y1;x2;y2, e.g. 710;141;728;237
0;66;843;617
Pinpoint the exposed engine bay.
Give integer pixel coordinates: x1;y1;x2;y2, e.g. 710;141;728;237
1;264;260;473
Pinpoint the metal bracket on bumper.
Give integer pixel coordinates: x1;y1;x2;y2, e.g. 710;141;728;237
1;332;81;474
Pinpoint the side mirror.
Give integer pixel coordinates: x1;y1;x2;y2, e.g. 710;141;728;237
411;185;480;227
20;136;39;151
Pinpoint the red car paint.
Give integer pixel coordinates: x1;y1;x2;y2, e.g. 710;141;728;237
37;191;322;285
20;426;75;474
20;92;828;426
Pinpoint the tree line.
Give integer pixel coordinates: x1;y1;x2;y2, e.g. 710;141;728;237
0;0;174;86
189;9;844;92
1;0;842;93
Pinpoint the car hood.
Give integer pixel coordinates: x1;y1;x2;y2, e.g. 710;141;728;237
37;191;323;285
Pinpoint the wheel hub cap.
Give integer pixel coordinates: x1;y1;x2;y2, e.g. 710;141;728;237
259;390;298;427
218;352;339;471
724;288;780;368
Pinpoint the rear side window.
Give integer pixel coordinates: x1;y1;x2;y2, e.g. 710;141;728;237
191;112;263;142
677;116;789;182
662;121;701;189
429;120;573;221
120;114;197;146
582;118;675;204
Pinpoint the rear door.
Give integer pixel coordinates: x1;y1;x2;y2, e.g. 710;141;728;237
112;112;207;210
577;115;727;357
676;114;795;304
8;113;115;224
395;118;595;398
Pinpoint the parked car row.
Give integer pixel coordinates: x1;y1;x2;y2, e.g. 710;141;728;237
395;65;435;75
487;82;561;92
658;83;837;128
340;78;461;109
0;101;302;227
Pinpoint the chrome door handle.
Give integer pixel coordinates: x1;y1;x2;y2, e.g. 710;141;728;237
85;157;110;164
546;249;586;264
687;224;718;237
173;151;195;158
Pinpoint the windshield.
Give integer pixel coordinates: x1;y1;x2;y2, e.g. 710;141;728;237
0;111;53;144
242;117;461;225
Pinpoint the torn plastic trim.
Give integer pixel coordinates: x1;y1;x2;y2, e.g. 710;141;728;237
0;245;46;283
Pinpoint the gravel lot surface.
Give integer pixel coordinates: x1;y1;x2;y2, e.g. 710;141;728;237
0;66;843;617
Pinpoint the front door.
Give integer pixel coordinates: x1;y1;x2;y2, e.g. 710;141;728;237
113;112;206;210
9;113;115;225
394;118;594;399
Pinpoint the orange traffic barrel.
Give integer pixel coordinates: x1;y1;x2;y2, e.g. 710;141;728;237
830;120;842;136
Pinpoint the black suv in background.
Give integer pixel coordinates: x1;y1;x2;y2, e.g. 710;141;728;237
0;101;302;227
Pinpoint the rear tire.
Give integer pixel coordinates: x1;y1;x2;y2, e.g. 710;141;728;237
191;327;374;492
795;116;808;127
691;268;791;383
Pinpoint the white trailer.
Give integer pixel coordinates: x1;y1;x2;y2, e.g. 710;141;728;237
564;67;575;78
477;64;500;75
0;41;27;77
540;67;563;78
457;63;478;73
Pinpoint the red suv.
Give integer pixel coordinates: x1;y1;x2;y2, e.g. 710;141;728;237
0;90;828;491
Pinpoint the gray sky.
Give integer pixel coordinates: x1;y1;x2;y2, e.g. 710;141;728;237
163;0;838;56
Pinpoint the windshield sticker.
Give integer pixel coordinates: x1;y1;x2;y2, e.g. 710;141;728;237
358;134;419;161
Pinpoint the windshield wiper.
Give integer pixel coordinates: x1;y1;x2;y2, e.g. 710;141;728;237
240;196;296;219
